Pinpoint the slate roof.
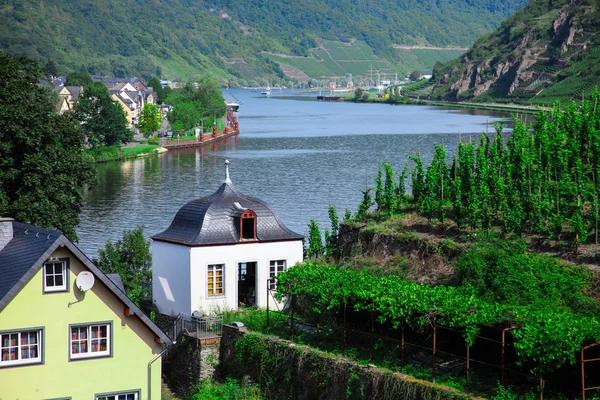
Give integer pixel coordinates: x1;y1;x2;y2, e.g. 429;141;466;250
152;181;303;246
0;220;171;344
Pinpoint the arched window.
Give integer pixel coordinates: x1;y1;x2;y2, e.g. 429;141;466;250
240;210;256;240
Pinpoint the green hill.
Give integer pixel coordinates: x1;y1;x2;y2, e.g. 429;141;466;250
0;0;527;83
431;0;600;104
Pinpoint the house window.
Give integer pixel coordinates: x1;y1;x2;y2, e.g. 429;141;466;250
0;329;42;367
44;259;68;292
70;323;111;359
269;260;286;291
240;210;256;240
207;264;224;296
96;391;139;400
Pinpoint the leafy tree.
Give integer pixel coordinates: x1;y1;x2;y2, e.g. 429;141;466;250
325;205;339;259
306;219;323;258
0;53;95;241
97;227;152;306
356;188;374;219
147;76;164;102
165;77;226;131
137;104;161;138
66;71;92;86
44;59;58;78
353;87;369;102
409;71;423;81
74;82;132;147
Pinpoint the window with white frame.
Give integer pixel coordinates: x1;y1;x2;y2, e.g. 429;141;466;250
269;260;286;291
0;329;42;367
96;391;139;400
207;264;224;296
44;259;67;292
70;323;110;359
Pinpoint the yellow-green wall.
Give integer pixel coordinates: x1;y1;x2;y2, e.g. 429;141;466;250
0;247;163;400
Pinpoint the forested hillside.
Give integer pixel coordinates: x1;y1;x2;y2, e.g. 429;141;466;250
0;0;526;83
431;0;600;104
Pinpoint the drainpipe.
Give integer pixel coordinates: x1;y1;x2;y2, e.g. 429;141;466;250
148;341;176;400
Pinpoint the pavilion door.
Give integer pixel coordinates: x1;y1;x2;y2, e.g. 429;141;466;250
238;262;257;306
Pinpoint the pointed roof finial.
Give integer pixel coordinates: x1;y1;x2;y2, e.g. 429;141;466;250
225;159;232;184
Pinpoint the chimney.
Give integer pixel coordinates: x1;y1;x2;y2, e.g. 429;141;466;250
0;218;14;252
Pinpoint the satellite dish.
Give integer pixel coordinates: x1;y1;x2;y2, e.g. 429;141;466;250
76;271;95;292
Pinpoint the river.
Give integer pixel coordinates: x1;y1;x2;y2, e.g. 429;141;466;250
76;89;518;257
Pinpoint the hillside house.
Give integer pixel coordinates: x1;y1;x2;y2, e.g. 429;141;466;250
0;218;171;399
152;161;304;316
55;85;82;114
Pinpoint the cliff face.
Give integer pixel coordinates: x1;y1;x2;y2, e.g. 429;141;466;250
431;0;600;104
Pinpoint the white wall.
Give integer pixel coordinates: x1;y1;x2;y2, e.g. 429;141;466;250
189;240;303;315
152;241;191;316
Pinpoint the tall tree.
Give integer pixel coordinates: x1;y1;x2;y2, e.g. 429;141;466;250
147;76;164;103
65;71;92;87
74;82;132;147
97;227;152;306
0;53;95;241
137;104;161;138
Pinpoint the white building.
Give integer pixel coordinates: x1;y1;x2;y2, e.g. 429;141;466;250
152;161;304;316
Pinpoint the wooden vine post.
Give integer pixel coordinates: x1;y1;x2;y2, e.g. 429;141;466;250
343;303;347;356
370;301;375;362
400;321;405;367
432;315;437;383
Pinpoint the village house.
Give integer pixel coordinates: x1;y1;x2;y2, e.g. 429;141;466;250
107;82;157;127
152;160;304;316
0;218;171;400
55;85;82;114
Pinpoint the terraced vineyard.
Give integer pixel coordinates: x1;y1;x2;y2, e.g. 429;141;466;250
401;79;436;97
268;40;465;80
392;48;465;75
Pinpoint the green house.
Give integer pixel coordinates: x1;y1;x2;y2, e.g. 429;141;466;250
0;218;171;399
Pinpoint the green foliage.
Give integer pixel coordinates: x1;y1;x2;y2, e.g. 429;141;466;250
165;77;226;131
0;53;96;241
192;377;264;400
356;188;374;219
455;237;597;314
409;71;423;81
306;219;323;259
65;71;92;86
96;226;152;306
276;261;600;374
74;82;132;147
358;95;600;247
146;76;164;102
137;104;161;138
353;88;369;102
0;0;526;81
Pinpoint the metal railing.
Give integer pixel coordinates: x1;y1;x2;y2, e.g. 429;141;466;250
170;313;223;342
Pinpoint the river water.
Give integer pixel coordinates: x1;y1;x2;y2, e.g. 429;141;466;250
76;89;517;257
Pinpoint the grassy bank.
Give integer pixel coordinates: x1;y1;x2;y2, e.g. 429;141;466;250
88;143;165;163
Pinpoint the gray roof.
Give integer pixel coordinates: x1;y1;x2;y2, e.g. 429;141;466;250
0;221;171;344
152;182;303;246
107;273;126;293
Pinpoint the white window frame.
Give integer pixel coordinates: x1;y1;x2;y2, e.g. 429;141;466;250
69;323;111;360
207;264;225;297
43;258;68;292
269;260;286;291
0;329;43;367
96;391;139;400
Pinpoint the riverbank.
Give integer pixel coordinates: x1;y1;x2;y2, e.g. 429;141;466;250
341;92;540;114
88;144;167;163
